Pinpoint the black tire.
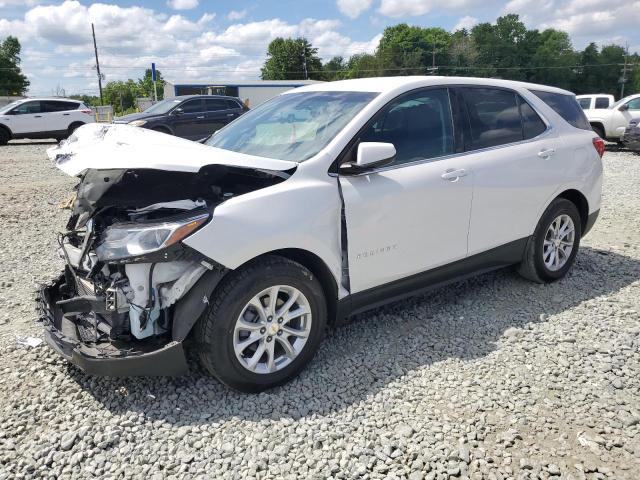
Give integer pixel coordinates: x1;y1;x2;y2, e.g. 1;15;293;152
0;128;9;145
592;124;605;139
195;255;327;393
68;122;84;136
55;137;66;143
518;198;582;283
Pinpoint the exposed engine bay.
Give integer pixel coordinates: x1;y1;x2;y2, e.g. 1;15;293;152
37;124;296;374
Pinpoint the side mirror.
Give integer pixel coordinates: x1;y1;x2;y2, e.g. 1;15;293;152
356;142;396;168
173;107;184;115
619;104;629;112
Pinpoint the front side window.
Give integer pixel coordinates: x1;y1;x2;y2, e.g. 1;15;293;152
11;101;42;115
143;98;182;115
530;90;592;130
207;91;378;162
355;88;454;166
180;99;203;114
461;87;522;149
594;97;610;109
626;98;640;110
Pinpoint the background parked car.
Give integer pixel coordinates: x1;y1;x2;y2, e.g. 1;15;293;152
112;95;248;140
622;119;640;152
0;97;94;145
576;94;614;110
585;93;640;141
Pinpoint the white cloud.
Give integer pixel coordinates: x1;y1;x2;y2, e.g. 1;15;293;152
336;0;373;19
166;0;199;11
452;15;478;31
379;0;480;17
227;9;247;21
0;0;38;7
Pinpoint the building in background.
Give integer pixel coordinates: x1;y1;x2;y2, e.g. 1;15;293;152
163;80;321;108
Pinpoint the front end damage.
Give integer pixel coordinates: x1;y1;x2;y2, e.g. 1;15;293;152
37;124;295;376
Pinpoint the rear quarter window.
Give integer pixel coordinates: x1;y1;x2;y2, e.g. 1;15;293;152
530;90;592;131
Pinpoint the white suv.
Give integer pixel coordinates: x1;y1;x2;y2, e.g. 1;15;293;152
0;97;95;145
39;77;603;392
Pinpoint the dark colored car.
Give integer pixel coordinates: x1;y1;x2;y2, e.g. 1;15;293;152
113;95;248;140
622;119;640;152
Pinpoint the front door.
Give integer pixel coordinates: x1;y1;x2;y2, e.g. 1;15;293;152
338;88;473;293
171;99;205;139
203;98;232;136
610;97;640;137
4;100;46;134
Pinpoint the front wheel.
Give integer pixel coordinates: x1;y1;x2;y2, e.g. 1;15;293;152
518;198;582;283
195;256;327;392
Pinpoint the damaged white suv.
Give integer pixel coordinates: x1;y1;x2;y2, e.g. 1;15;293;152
39;77;603;392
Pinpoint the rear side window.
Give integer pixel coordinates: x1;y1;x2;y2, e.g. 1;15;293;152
577;98;591;109
42;101;80;112
226;99;241;109
594;97;610;109
519;97;547;139
204;99;227;111
530;90;592;130
461;87;522;149
627;98;640;110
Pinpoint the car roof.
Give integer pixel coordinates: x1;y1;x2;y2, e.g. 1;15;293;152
576;94;614;98
173;95;239;100
289;76;575;96
16;97;82;103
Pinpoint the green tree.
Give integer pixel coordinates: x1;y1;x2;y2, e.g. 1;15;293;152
345;53;380;78
323;56;347;81
528;29;577;90
261;38;323;80
137;68;165;100
103;79;139;115
0;36;29;96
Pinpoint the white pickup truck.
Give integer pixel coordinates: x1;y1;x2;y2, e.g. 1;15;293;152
585;93;640;142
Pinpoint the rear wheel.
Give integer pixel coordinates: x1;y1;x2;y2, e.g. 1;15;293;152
518;198;582;283
196;256;327;392
68;122;84;136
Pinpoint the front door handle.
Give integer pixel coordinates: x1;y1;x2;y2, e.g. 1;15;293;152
34;115;42;118
196;116;205;119
226;113;235;117
538;148;556;158
441;168;467;181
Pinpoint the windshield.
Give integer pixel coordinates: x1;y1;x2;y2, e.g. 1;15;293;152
206;91;378;162
0;100;22;114
610;95;635;109
143;98;183;115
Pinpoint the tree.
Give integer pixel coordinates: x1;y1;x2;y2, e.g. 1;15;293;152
137;68;165;100
323;56;347;81
345;53;380;78
528;29;577;90
103;79;139;114
261;38;323;80
0;36;29;96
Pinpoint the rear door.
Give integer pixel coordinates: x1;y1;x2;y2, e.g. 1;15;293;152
4;101;46;134
203;98;231;136
42;100;80;132
457;86;565;255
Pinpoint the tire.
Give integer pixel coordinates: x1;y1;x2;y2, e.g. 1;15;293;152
68;122;84;136
518;198;582;283
0;128;9;145
195;255;327;393
592;124;605;139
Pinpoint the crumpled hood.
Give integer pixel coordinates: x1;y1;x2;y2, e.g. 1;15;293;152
47;123;298;177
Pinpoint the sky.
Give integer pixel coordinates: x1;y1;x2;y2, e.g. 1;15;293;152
0;0;638;97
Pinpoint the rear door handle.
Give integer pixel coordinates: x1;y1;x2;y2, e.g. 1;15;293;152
34;115;42;118
226;113;235;117
196;116;205;119
441;168;467;181
63;113;70;116
538;148;556;158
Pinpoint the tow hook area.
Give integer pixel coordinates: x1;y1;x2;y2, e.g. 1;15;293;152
36;274;189;377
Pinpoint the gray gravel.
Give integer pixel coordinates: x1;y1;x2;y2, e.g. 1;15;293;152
0;140;639;479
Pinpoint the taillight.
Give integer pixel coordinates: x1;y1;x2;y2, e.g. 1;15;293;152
592;137;605;158
80;109;93;115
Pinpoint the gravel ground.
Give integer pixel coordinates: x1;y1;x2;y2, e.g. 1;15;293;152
0;140;639;480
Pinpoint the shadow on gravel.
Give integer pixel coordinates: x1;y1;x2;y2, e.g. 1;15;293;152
7;141;58;146
66;246;640;424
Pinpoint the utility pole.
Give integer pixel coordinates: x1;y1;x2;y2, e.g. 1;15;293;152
301;43;308;80
92;23;104;105
620;42;629;99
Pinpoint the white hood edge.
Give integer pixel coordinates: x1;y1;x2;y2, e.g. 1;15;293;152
47;123;298;177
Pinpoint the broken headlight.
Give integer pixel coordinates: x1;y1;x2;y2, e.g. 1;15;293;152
95;212;209;261
128;120;147;127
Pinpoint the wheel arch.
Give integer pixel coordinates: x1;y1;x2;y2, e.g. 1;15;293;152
589;121;605;136
555;189;589;235
151;124;174;135
0;122;12;136
252;248;340;327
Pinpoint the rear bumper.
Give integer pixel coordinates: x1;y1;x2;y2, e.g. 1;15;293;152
37;274;189;377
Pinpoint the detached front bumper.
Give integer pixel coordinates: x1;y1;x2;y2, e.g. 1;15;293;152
36;273;189;377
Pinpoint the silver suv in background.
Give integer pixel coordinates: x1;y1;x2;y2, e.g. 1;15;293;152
0;97;95;145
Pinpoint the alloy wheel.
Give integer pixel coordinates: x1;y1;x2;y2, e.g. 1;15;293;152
543;214;575;271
